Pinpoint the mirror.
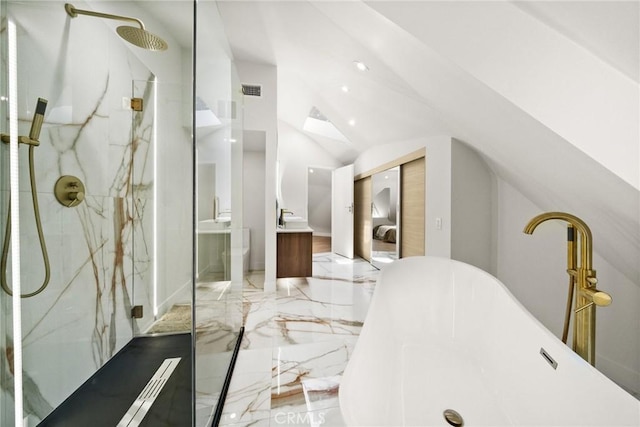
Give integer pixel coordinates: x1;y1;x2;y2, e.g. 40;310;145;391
243;130;267;273
307;166;332;239
371;167;399;269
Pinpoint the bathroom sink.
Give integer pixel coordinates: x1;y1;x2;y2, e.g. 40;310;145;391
198;218;230;231
283;216;309;229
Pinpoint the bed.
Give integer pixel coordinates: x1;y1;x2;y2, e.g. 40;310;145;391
373;224;396;243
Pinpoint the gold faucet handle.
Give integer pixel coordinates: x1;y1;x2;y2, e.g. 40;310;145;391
67;191;85;207
581;287;612;307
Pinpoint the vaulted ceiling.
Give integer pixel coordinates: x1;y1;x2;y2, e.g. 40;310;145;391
216;1;638;178
144;0;639;281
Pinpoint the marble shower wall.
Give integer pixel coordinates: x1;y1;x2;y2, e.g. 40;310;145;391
0;1;190;424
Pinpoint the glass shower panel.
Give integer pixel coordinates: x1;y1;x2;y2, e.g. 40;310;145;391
130;78;156;335
132;78;194;337
194;1;244;425
1;0;244;424
0;2;10;425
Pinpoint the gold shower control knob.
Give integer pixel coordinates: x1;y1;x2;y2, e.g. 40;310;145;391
54;175;86;208
67;191;85;207
69;191;84;201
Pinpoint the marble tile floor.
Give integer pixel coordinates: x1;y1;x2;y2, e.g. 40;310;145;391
165;252;640;426
215;253;379;427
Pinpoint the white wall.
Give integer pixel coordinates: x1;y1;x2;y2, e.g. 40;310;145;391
235;61;277;289
451;140;495;274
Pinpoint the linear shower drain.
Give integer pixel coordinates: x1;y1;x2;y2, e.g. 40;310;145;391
117;357;182;427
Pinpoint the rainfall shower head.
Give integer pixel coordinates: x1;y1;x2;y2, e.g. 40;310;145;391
64;3;168;52
116;26;168;51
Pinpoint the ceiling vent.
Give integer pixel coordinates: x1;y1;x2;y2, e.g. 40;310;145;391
242;84;262;97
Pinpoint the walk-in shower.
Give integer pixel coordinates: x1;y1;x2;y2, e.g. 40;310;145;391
1;1;242;425
64;3;168;51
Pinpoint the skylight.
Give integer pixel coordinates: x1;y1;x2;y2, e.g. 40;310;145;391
302;107;350;143
195;96;221;128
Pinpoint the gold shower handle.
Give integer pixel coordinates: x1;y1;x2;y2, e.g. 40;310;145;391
54;175;86;208
67;191;85;207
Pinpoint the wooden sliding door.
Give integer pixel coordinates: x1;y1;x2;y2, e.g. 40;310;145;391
354;177;372;261
400;157;425;257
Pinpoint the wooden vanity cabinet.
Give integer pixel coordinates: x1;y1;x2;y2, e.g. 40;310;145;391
277;231;313;278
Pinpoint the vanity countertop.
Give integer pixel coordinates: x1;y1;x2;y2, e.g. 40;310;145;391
197;229;231;235
276;226;314;233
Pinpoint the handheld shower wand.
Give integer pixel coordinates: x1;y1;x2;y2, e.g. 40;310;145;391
1;98;51;298
29;98;47;141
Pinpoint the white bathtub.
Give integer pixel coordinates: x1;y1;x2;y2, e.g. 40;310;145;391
339;256;640;426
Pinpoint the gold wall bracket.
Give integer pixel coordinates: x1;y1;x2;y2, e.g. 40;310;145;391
131;305;143;319
54;175;85;208
131;97;143;111
1;133;41;146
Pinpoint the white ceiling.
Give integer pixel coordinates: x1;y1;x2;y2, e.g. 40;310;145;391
142;1;638;165
142;0;639;280
212;0;638;165
513;0;639;82
217;0;454;164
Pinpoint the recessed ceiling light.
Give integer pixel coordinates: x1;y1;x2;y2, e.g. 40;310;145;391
341;85;350;93
309;168;314;173
348;119;356;126
353;61;369;72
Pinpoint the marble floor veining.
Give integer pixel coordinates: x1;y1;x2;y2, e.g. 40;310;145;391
218;253;379;427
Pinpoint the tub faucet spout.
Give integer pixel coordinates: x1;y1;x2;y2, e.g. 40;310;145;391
524;211;611;366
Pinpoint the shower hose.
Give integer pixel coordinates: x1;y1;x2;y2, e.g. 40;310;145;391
1;144;51;297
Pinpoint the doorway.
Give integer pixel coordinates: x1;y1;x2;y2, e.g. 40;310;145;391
307;166;332;253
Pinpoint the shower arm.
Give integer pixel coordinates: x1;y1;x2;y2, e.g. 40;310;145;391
65;4;145;30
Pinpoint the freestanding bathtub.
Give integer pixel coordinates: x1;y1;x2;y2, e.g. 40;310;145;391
339;256;640;426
